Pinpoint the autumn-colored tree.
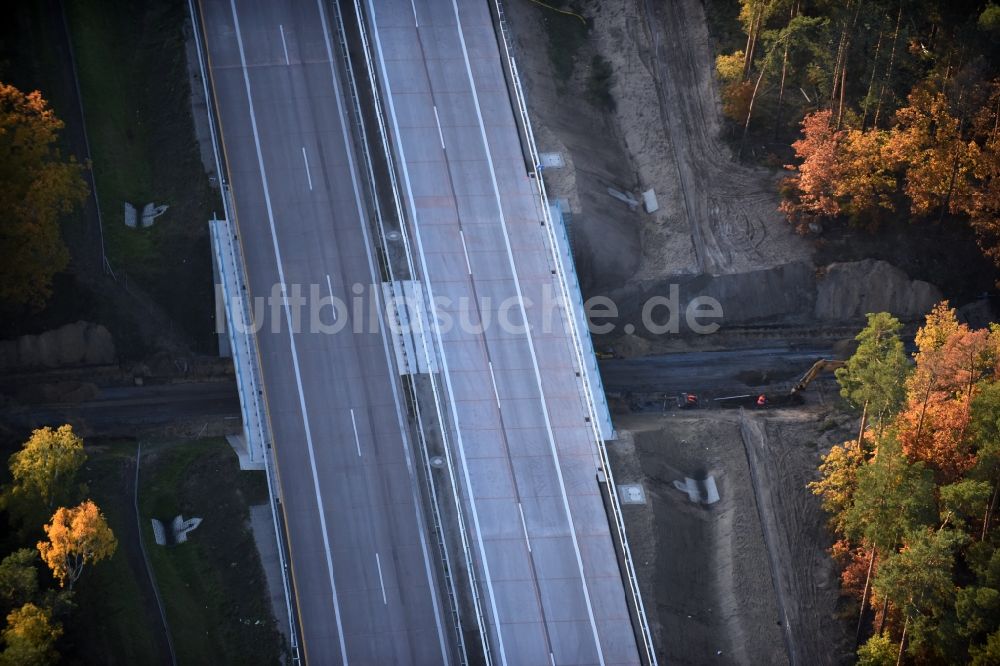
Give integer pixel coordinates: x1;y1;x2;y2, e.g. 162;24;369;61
810;438;865;533
831;538;875;601
0;83;88;309
0;603;61;666
8;425;86;511
37;500;116;589
888;88;980;220
836;127;899;226
819;310;1000;660
780;110;843;229
716;51;746;84
897;394;976;482
857;631;896;666
896;305;996;481
964;81;1000;265
914;302;964;360
780;110;901;230
721;80;755;124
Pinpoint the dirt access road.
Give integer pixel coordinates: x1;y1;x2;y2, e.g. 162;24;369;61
637;0;810;275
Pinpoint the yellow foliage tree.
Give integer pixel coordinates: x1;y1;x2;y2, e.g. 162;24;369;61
836;127;899;223
810;438;866;533
37;500;116;589
9;425;86;510
0;603;61;666
889;88;980;218
716;51;746;83
0;82;88;309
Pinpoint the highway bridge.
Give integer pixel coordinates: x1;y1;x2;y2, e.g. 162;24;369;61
191;0;654;663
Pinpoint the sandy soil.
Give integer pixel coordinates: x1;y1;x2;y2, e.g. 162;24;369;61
608;407;854;665
508;0;810;291
749;411;856;664
609;412;785;665
629;0;811;276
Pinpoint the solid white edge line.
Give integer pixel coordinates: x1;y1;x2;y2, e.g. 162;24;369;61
517;502;531;553
350;408;362;457
229;1;349;663
487;361;500;407
314;1;453;662
375;552;388;605
433;105;446;150
364;3;509;663
325;274;339;322
447;1;606;662
458;229;471;274
279;24;290;65
302;146;313;190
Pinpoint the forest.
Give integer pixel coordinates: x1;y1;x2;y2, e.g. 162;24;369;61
717;1;1000;266
813;305;1000;663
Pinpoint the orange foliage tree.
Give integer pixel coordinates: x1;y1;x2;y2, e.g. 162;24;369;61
0;82;88;309
896;303;998;482
37;500;116;589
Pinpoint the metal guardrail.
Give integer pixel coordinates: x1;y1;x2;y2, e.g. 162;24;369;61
489;2;659;663
186;1;301;661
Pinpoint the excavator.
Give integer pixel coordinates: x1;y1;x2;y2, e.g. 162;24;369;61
790;359;846;395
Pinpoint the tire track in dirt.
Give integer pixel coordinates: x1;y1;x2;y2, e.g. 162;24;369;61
637;0;810;275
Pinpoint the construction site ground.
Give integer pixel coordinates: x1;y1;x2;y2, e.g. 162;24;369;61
607;403;856;665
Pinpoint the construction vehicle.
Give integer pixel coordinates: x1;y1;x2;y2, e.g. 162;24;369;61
791;359;846;395
677;392;700;409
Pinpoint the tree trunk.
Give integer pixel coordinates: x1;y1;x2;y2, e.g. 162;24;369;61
913;376;935;445
743;8;755;78
858;400;870;452
856;546;877;646
774;40;790;137
874;2;903;129
876;590;892;633
861;29;884;130
837;65;848;128
896;614;910;665
744;8;762;81
739;61;769;159
939;102;967;225
983;476;999;541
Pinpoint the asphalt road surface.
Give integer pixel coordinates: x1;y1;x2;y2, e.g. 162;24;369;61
199;0;645;662
199;0;452;662
363;0;640;663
